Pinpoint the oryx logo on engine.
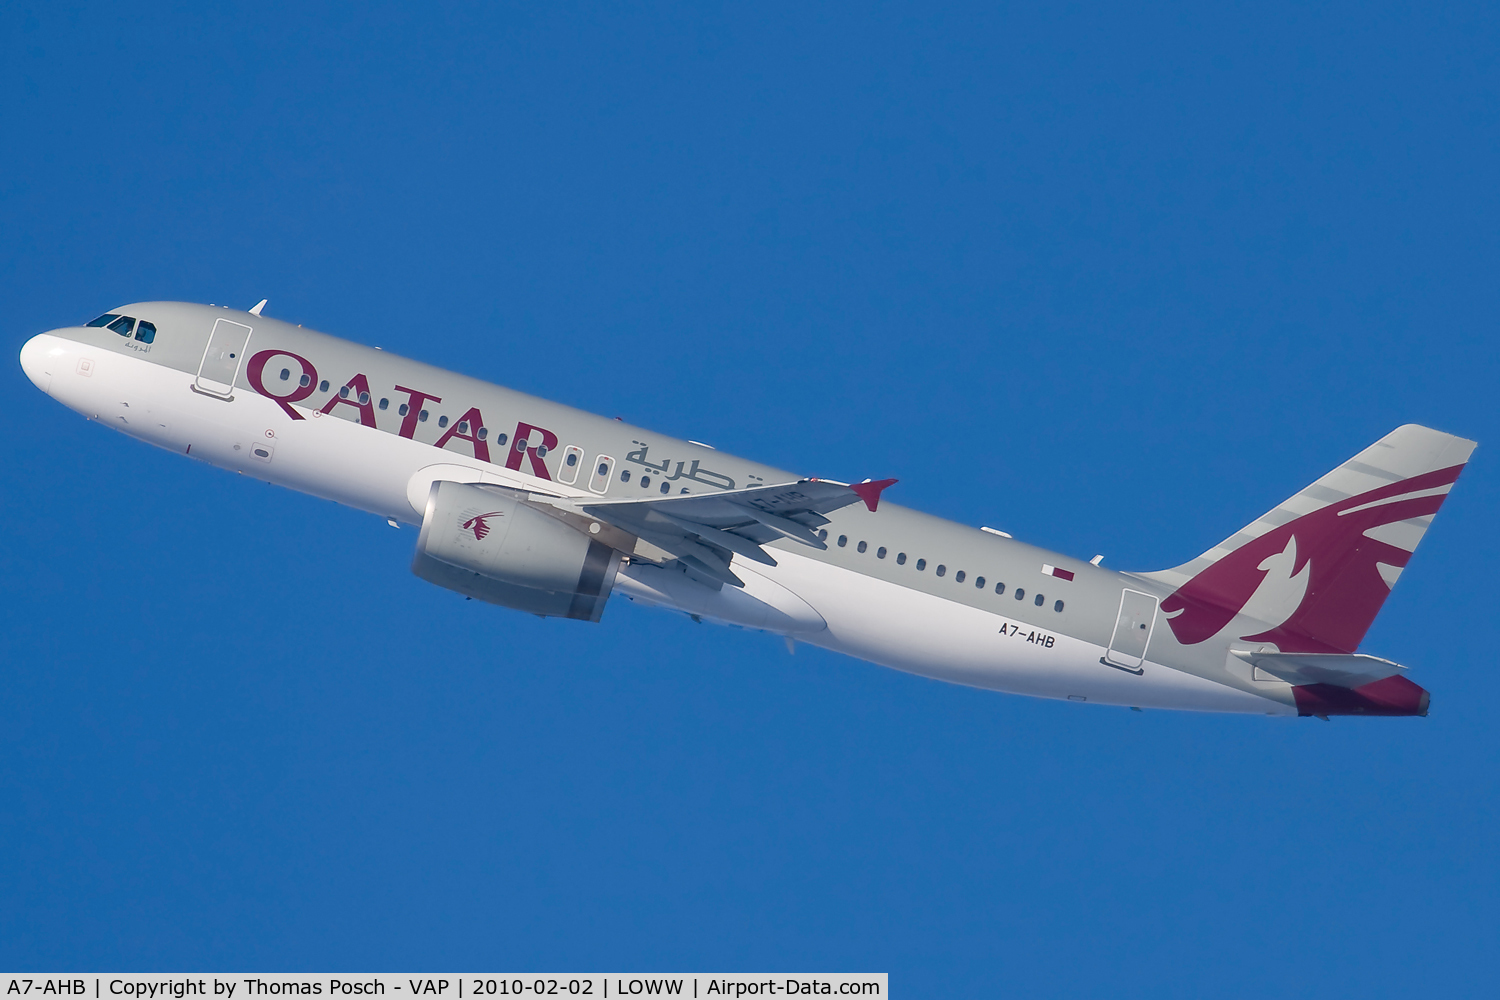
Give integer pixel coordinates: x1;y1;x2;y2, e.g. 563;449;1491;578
461;511;506;541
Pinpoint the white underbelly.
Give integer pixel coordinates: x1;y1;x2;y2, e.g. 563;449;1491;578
757;549;1292;715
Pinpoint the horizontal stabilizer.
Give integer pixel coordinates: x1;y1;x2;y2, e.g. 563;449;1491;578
1231;650;1406;689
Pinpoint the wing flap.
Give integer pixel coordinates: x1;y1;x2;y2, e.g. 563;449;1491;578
650;509;778;566
576;478;887;587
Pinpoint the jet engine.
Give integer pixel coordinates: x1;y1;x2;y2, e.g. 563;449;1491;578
412;479;622;621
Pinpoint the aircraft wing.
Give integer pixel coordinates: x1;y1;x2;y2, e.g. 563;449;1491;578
574;478;895;588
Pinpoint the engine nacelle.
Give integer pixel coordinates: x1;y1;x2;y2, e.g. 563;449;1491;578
412;480;621;621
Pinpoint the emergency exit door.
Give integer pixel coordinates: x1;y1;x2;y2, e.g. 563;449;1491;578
196;318;253;397
1104;589;1158;671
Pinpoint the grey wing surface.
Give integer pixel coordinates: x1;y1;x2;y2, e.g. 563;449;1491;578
574;480;865;587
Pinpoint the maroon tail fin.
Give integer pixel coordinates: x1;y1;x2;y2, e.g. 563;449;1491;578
1137;425;1476;654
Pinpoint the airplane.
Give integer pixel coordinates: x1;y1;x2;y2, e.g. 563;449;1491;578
18;301;1477;718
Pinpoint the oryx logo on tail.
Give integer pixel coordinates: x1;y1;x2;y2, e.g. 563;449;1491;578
1160;463;1466;654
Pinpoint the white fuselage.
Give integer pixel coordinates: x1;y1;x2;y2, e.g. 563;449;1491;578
19;327;1292;716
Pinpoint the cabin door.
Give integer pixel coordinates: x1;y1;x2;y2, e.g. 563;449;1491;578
1105;589;1158;671
196;318;253;397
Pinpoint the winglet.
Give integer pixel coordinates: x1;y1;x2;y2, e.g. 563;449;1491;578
849;478;898;512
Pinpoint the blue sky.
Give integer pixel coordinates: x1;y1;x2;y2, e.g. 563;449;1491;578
2;2;1497;994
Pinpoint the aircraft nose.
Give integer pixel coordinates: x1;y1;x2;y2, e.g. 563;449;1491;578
20;334;57;393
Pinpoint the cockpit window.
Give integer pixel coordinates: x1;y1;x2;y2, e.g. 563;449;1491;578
106;316;135;337
86;313;120;328
135;321;156;344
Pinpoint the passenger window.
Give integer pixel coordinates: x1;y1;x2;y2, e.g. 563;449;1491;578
419;409;429;421
477;427;488;440
302;375;313;388
496;433;508;446
877;547;887;559
280;368;291;381
975;576;985;589
86;314;119;328
1054;600;1064;613
1035;593;1045;607
134;321;156;344
340;385;350;398
379;398;389;410
1015;588;1025;600
458;420;469;434
660;482;670;494
641;476;651;488
438;415;448;428
955;570;965;583
857;541;867;553
588;455;616;494
916;559;926;571
358;391;369;405
620;469;631;483
896;552;906;565
818;530;828;542
558;445;585;485
319;380;330;392
995;582;1005;595
838;535;847;547
107;316;135;337
936;565;946;577
398;402;409;416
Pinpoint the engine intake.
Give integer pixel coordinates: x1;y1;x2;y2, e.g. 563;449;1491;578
412;480;621;621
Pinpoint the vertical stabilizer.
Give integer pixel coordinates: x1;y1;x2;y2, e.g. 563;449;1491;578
1138;425;1476;654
